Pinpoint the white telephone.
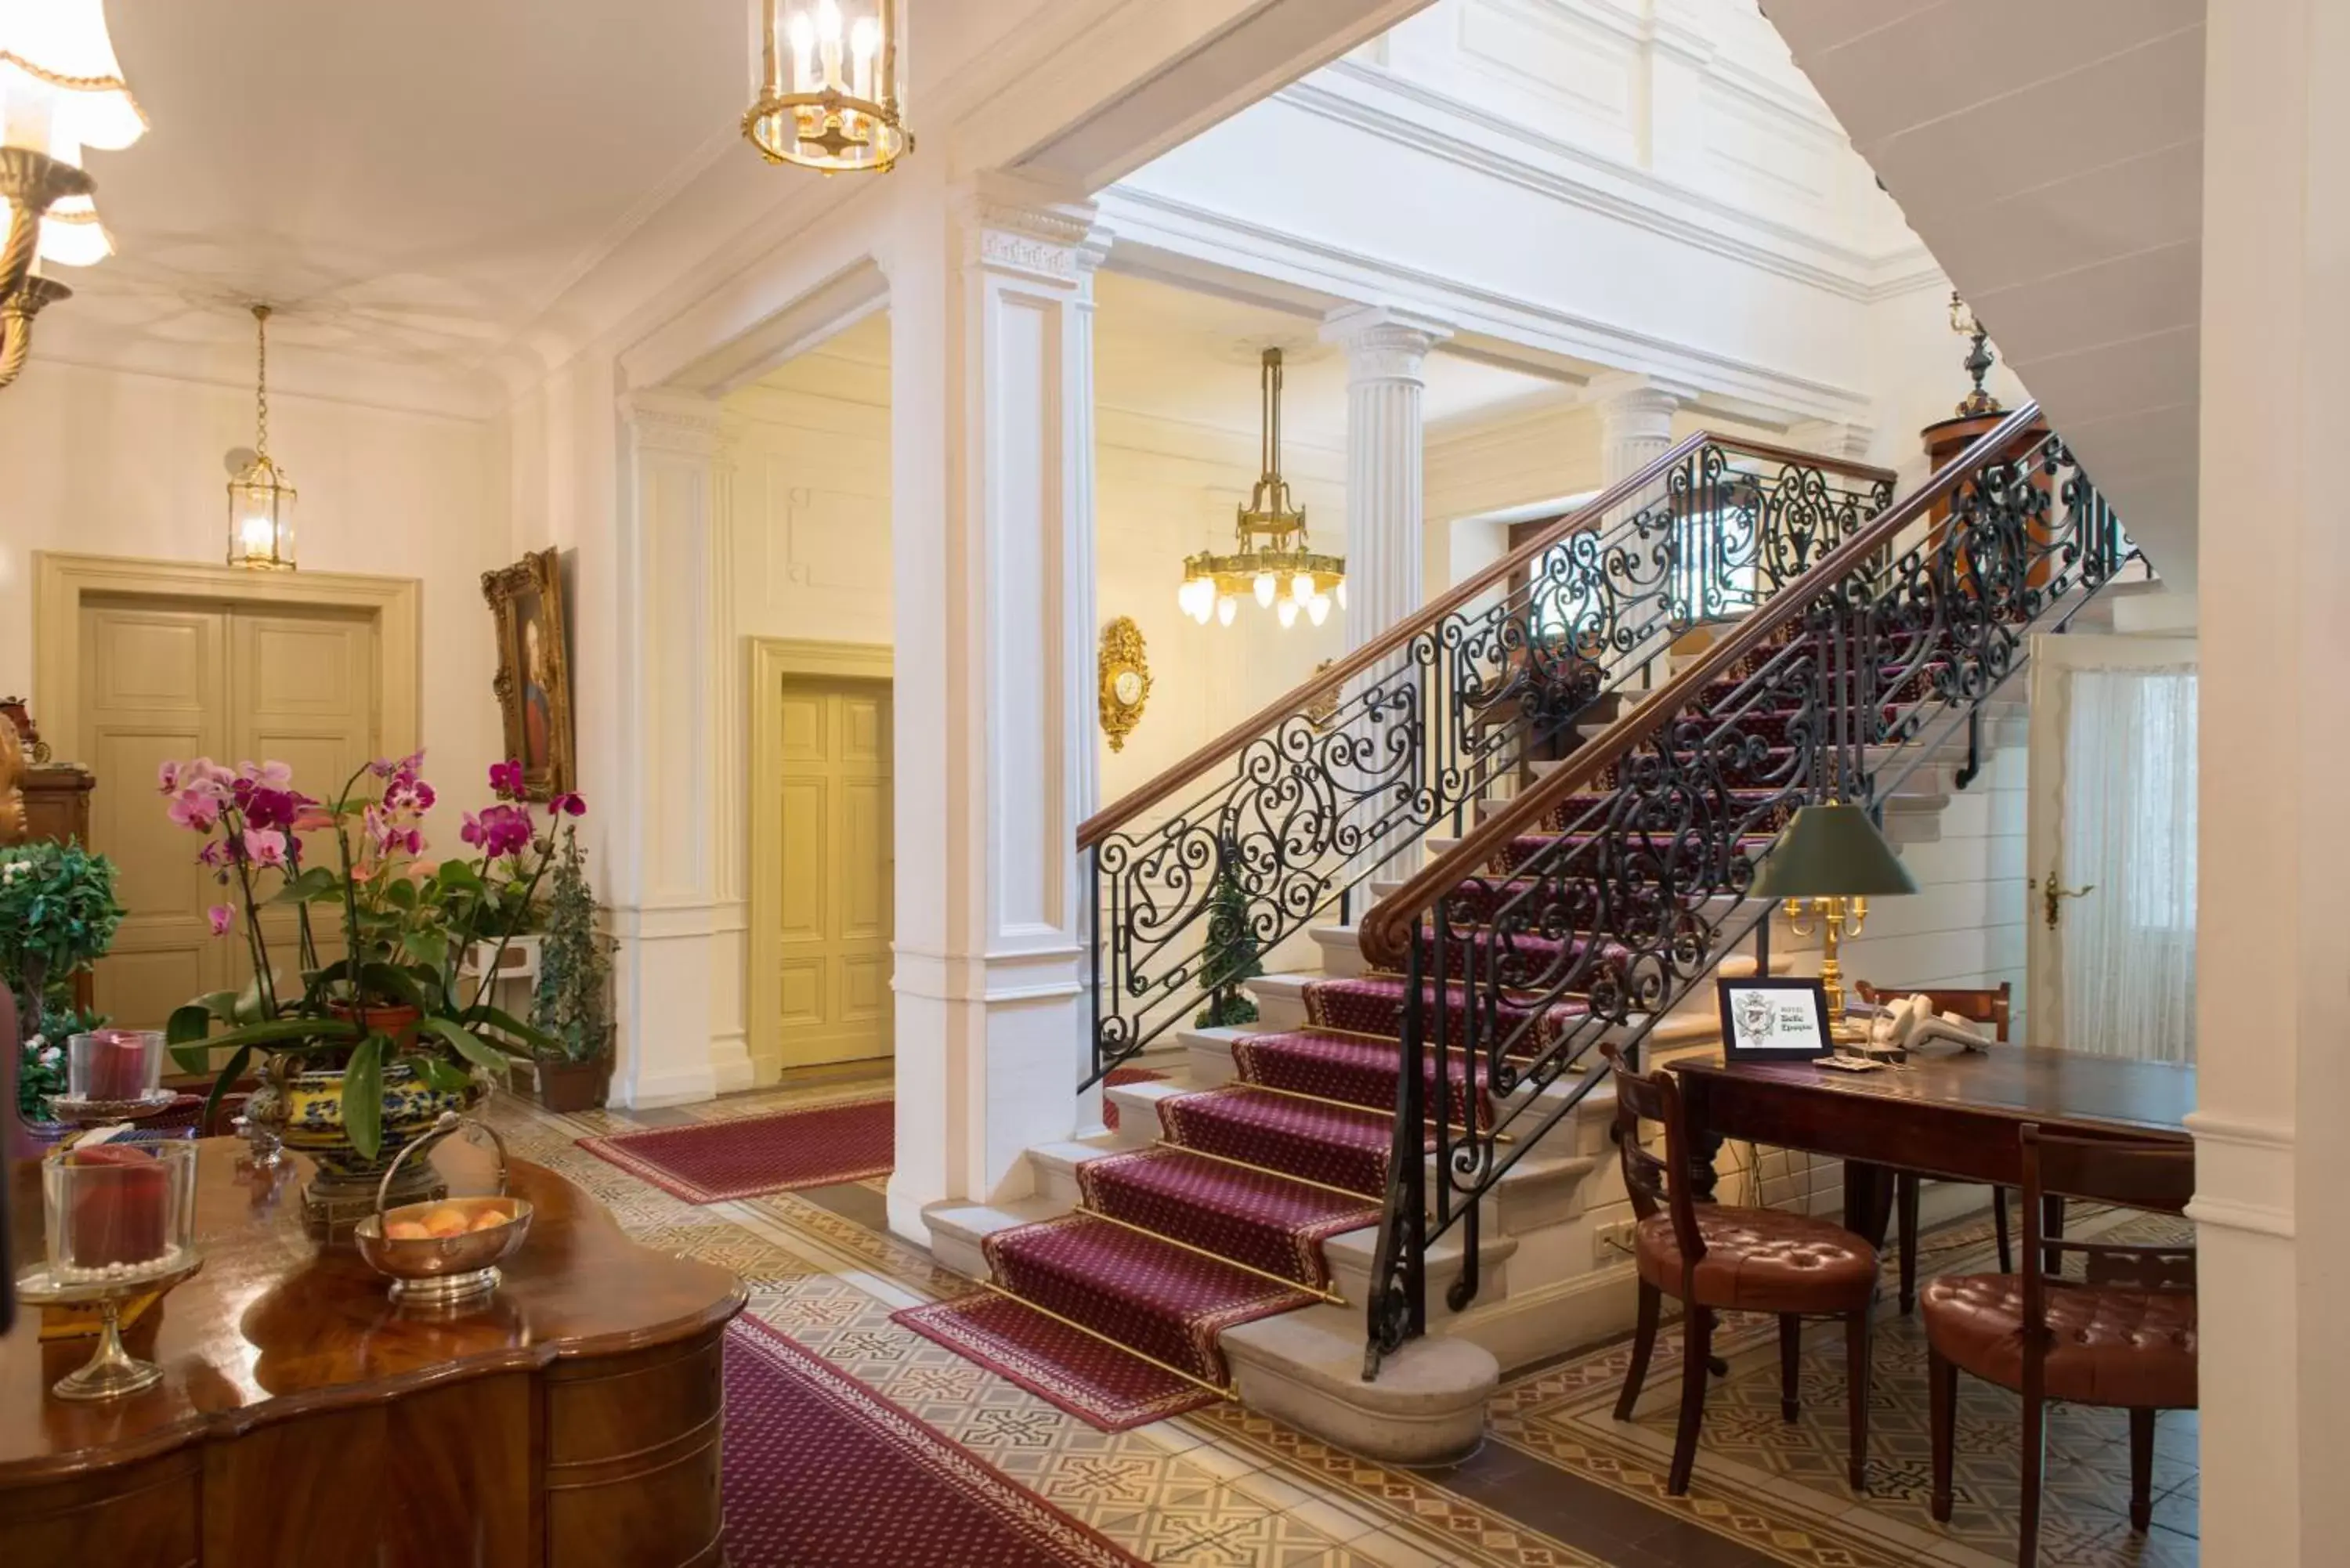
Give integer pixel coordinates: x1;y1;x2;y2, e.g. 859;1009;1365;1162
1866;994;1991;1056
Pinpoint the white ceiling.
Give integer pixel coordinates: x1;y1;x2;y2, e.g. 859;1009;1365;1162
754;269;1572;447
1765;0;2204;587
48;0;746;403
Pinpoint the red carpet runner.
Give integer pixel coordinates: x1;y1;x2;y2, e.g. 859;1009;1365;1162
578;1096;892;1203
722;1315;1146;1566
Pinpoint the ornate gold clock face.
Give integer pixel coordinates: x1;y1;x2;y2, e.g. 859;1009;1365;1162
1097;618;1151;752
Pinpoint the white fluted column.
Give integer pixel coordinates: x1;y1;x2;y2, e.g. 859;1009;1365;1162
883;168;1101;1244
1587;372;1681;490
609;390;733;1106
1321;306;1452;650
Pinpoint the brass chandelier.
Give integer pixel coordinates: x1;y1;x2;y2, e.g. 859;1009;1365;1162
226;305;297;570
743;0;911;175
0;0;148;392
1179;349;1345;629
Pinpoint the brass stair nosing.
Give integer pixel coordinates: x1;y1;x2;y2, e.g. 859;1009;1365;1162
971;1278;1237;1400
1072;1204;1349;1307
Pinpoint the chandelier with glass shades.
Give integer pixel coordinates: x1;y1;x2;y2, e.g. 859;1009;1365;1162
743;0;910;175
1179;349;1346;630
226;305;296;570
0;0;148;390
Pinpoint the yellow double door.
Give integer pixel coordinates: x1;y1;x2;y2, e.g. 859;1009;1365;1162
80;598;379;1030
758;677;895;1071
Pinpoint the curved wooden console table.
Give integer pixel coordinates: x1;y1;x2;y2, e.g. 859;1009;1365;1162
2;1138;746;1566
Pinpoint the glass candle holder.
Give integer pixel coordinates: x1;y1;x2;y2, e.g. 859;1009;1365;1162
67;1028;166;1104
43;1140;201;1284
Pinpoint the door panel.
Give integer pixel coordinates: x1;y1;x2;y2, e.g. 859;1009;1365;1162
81;602;231;1029
81;599;380;1031
757;677;894;1070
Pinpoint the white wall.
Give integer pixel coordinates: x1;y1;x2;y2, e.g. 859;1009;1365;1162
0;358;508;804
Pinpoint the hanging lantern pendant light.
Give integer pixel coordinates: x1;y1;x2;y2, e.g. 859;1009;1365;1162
226;305;297;570
1178;348;1344;628
744;0;912;174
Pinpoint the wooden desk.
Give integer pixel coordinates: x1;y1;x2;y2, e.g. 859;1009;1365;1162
1671;1046;2194;1245
3;1139;746;1567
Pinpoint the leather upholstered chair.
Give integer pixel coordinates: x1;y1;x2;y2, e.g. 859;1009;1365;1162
1853;980;2015;1310
1600;1044;1879;1494
1920;1125;2195;1566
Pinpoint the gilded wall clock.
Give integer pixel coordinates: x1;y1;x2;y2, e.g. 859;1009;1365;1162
1097;617;1152;752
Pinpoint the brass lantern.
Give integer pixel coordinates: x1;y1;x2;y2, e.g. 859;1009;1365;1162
743;0;911;175
226;305;296;570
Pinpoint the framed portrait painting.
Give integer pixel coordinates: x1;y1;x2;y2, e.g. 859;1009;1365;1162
482;547;576;800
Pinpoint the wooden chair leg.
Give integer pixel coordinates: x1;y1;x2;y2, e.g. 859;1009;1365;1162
1778;1313;1802;1422
1615;1281;1661;1422
1667;1304;1712;1495
1844;1302;1871;1492
1898;1173;1922;1313
2017;1381;2046;1568
1928;1349;1957;1522
1991;1185;2012;1274
2128;1407;2156;1532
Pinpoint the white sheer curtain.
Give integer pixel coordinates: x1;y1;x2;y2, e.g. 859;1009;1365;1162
2059;665;2198;1062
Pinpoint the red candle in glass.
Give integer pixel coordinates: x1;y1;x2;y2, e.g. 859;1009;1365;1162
67;1144;170;1268
81;1029;155;1102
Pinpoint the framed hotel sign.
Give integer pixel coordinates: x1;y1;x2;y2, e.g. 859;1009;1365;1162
1718;976;1834;1064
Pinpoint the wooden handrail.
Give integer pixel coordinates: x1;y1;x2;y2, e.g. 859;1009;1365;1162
1354;402;2047;970
1076;435;1898;851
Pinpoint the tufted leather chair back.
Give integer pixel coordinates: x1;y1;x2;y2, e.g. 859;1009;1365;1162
2019;1125;2196;1346
1600;1043;1705;1271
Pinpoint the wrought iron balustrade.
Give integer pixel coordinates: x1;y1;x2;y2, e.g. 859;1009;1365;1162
1353;404;2138;1378
1079;436;1896;1087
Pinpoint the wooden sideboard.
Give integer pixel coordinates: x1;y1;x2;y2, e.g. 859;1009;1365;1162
2;1140;746;1566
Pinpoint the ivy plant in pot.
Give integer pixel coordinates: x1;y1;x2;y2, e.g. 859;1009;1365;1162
527;826;614;1113
159;754;582;1227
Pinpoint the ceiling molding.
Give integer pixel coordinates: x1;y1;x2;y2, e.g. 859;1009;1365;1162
1096;184;1878;426
1284;61;1935;303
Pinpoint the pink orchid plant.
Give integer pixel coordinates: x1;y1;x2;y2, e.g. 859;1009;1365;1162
160;752;584;1157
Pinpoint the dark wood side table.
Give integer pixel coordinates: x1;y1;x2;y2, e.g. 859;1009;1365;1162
2;1140;746;1566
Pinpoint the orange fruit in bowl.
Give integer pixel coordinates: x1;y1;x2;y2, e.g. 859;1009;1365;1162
385;1220;430;1241
470;1209;512;1233
422;1208;472;1238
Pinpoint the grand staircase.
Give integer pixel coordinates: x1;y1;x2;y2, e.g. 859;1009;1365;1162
919;408;2138;1458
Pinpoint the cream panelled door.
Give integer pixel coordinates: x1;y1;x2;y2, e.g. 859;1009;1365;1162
81;599;379;1029
81;602;232;1028
759;678;895;1070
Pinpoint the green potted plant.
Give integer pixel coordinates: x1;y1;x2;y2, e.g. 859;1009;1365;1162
158;753;578;1224
0;839;125;1048
527;826;614;1112
1193;841;1263;1028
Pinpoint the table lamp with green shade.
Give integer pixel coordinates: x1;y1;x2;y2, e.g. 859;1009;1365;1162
1750;801;1918;1042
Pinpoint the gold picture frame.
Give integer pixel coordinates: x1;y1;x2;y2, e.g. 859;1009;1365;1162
482;547;576;800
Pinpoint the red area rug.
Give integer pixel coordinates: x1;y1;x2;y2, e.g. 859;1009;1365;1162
894;1290;1222;1432
577;1097;892;1203
723;1314;1146;1566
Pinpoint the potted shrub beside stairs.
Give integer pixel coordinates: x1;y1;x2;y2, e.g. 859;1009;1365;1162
527;827;615;1113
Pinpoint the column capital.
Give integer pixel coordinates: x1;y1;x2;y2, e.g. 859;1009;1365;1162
619;388;726;458
1582;371;1688;424
1320;304;1454;381
956;171;1101;285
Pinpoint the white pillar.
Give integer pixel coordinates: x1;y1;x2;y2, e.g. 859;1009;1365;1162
1587;372;1681;488
2193;2;2349;1560
884;168;1101;1244
1321;305;1452;651
609;391;750;1105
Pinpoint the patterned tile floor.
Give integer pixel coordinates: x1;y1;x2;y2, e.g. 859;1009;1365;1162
484;1079;2196;1568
